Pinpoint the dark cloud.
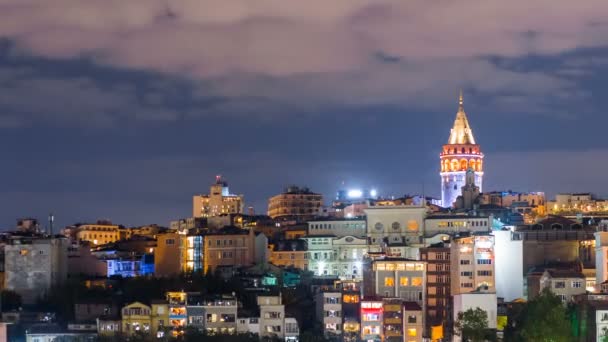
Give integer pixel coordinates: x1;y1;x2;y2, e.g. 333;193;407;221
0;1;607;228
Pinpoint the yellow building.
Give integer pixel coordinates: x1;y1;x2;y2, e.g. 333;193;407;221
121;301;169;338
76;221;122;245
155;233;183;277
268;240;308;270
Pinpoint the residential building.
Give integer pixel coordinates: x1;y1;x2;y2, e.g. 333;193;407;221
106;254;154;278
155;233;182;277
360;299;383;342
269;240;308;270
302;235;367;280
548;193;608;213
420;244;451;338
340;280;362;342
573;293;608;342
365;206;427;252
315;290;342;338
382;298;404;342
170;217;206;233
439;92;484;208
403;302;424;342
121;301;169;338
596;228;608;287
181;235;204;273
186;294;237;334
203;227;266;273
193;176;244;218
75;221;122;245
450;234;495;296
258;295;286;340
4;236;68;304
517;215;595;273
267;186;324;221
97;317;121;337
74;300;117;322
540;269;586;303
308;218;366;237
363;258;426;306
167;292;187;331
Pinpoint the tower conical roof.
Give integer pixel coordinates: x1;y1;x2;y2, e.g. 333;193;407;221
448;91;476;145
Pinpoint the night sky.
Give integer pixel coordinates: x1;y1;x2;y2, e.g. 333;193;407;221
1;1;608;229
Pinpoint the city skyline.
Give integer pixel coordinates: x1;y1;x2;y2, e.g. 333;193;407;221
1;1;608;228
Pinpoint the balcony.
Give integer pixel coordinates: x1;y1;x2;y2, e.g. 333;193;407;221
384;318;401;324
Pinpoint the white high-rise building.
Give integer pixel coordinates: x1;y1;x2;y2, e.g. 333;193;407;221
192;176;244;218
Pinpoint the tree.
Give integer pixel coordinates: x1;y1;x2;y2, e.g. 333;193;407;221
518;289;572;342
455;307;489;342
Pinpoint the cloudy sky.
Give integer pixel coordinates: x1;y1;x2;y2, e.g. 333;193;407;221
1;0;608;229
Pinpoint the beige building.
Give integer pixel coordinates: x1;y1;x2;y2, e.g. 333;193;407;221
540;269;586;303
365;206;427;252
269;240;308;270
450;234;495;295
193;176;244;218
154;233;182;277
203;227;263;273
75;221;122;245
267;186;324;221
364;259;426;306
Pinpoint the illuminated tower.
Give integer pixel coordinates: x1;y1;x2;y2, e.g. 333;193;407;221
440;91;484;207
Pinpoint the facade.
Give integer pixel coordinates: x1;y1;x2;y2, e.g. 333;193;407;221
549;193;608;213
185;293;237;334
193;176;244;218
167;292;188;331
450;234;495;296
182;235;204;273
493;230;524;301
308;219;366;237
258;295;286;340
267;186;324;221
169;217;206;233
155;233;182;277
453;289;497;334
4;236;69;304
302;235;368;280
596;230;608;287
203;227;262;273
440;92;484;208
424;215;491;237
403;302;424;342
364;259;426;306
106;254;154;277
540;269;586;303
420;244;451;337
269;240;308;270
75;222;122;245
480;191;546;208
316;290;343;337
360;299;383;342
121;301;169;338
365;206;427;252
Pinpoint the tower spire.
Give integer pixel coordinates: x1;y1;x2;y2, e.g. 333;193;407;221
458;89;464;111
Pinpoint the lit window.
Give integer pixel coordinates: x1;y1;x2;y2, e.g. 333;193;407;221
384;277;395;286
400;277;409;286
20;249;28;256
411;277;423;287
408;328;417;337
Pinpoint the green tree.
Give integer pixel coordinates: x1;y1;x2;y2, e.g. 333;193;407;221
455;307;489;342
518;289;572;342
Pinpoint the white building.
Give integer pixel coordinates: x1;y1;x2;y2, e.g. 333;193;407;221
424;216;491;237
365;206;427;252
453;289;497;340
308;219;366;237
302;235;368;280
596;229;608;288
493;229;524;301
